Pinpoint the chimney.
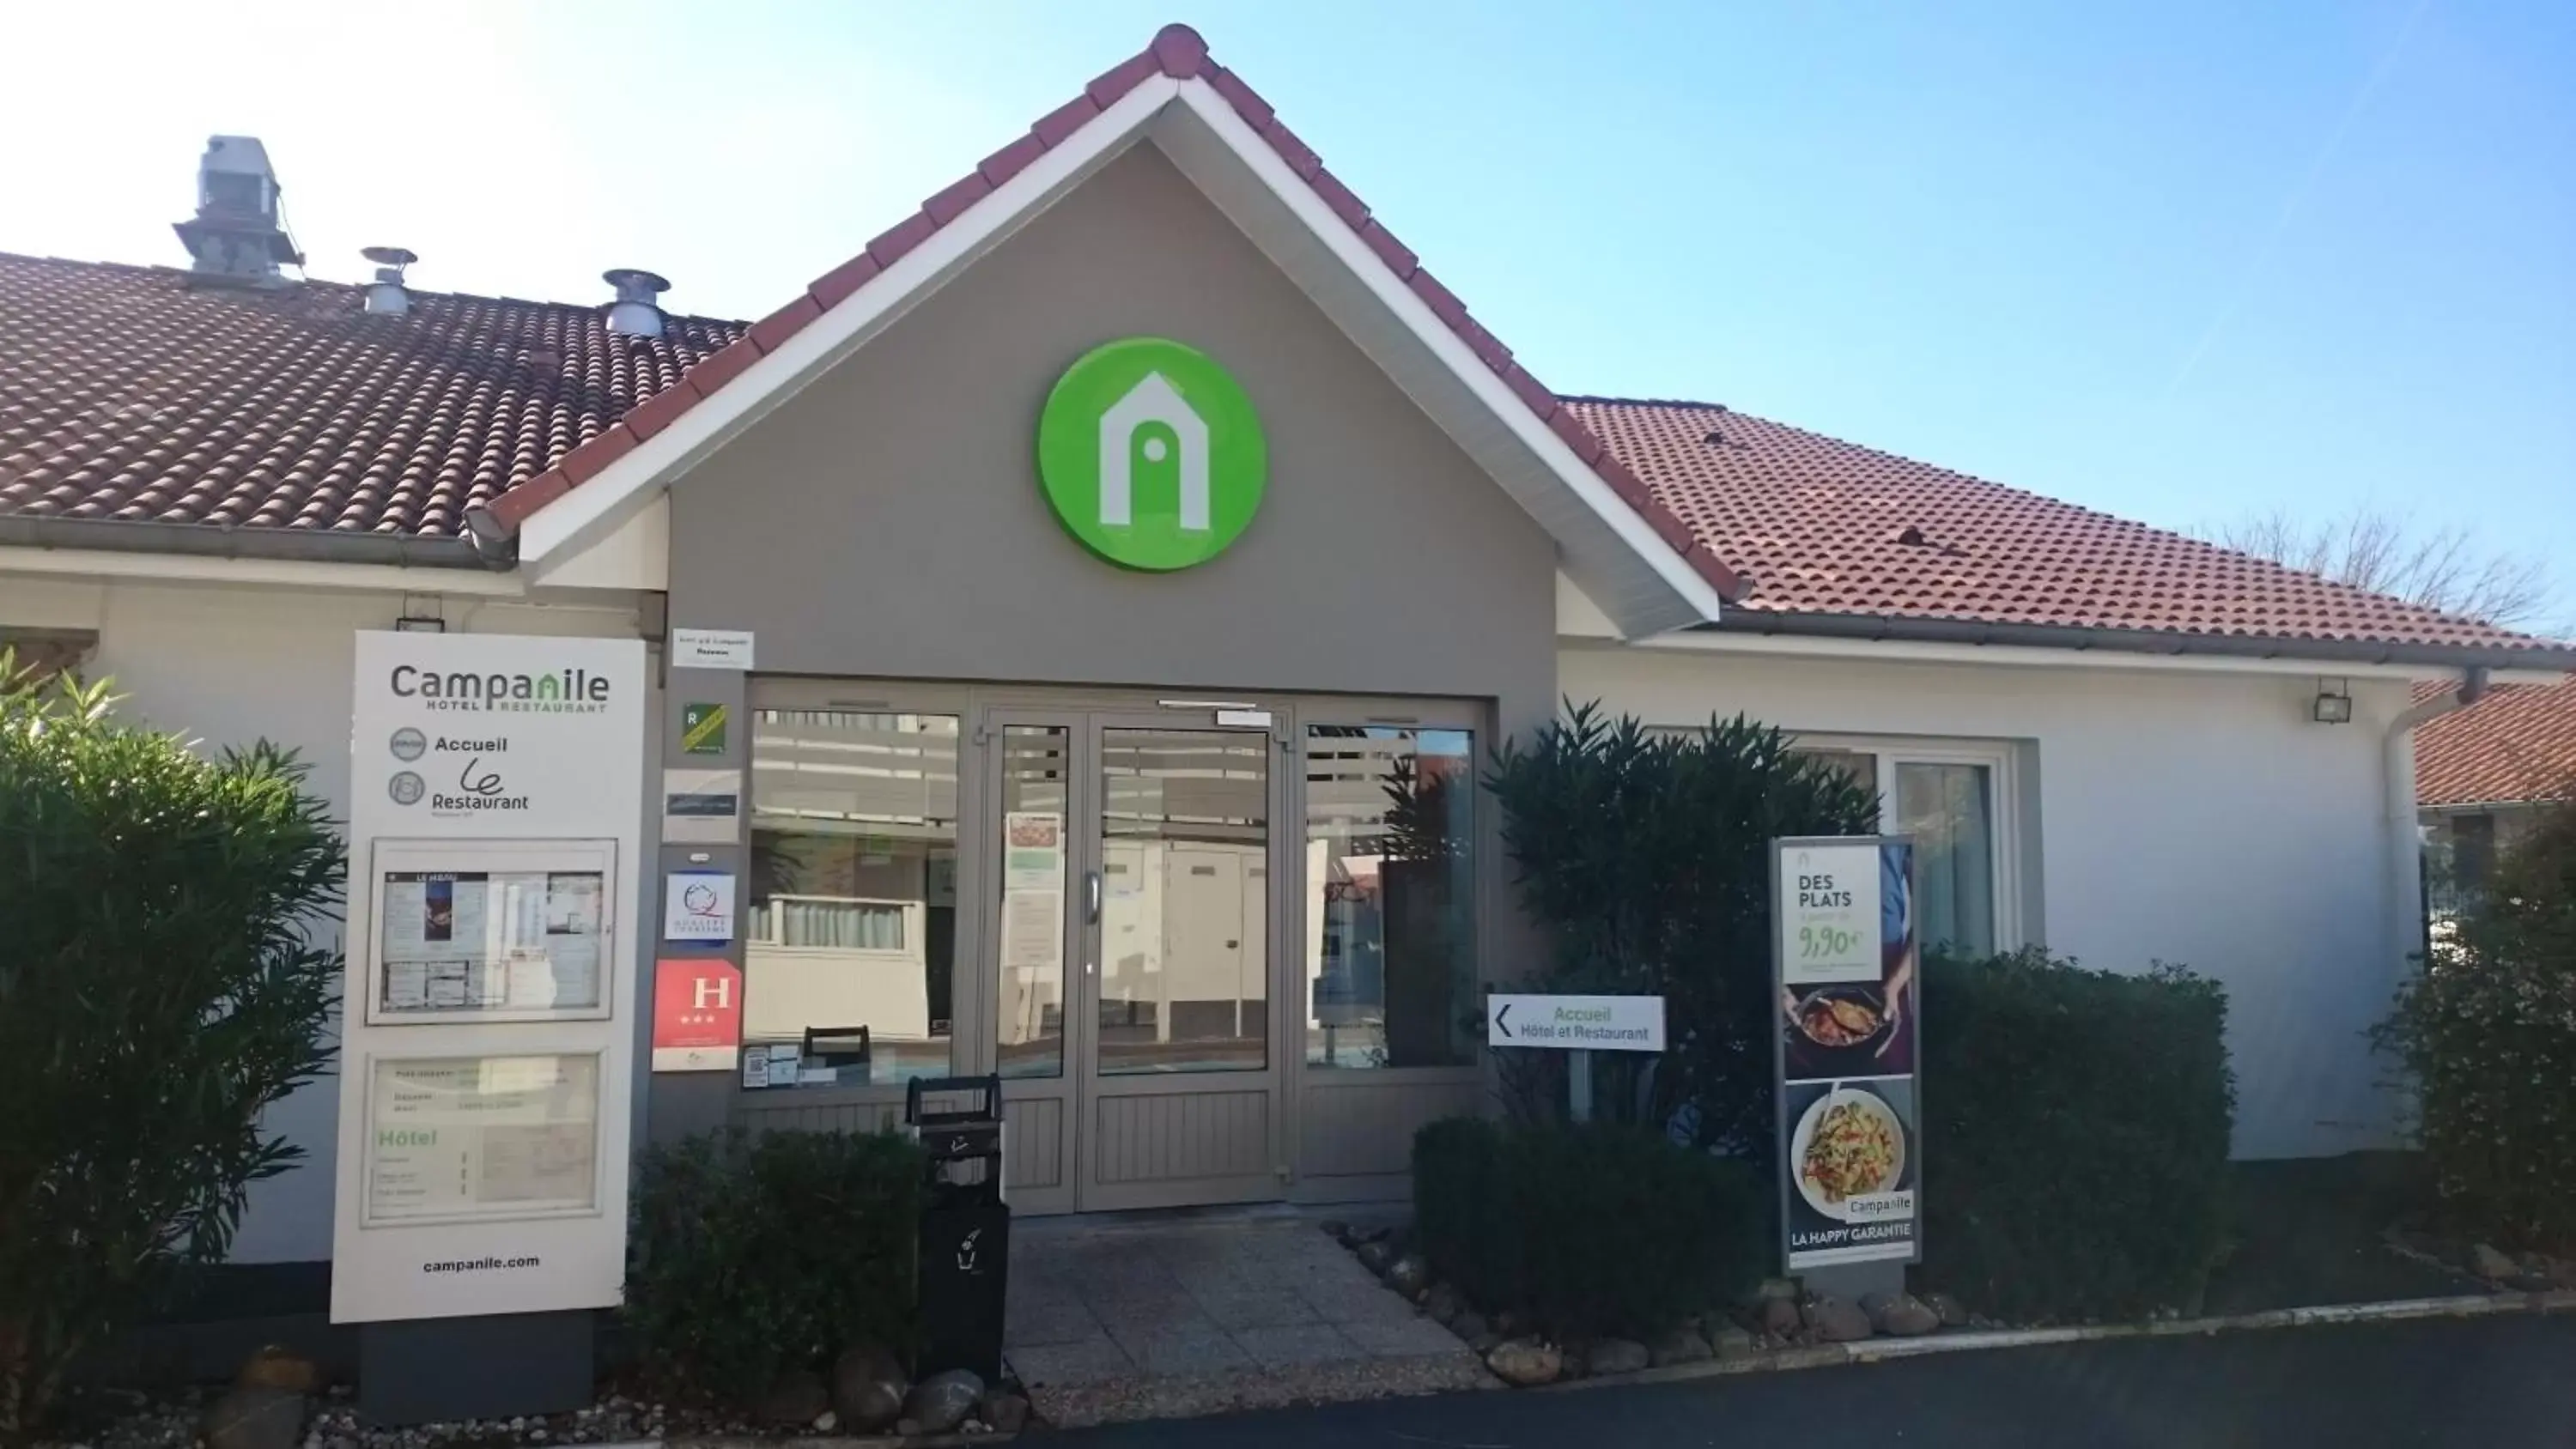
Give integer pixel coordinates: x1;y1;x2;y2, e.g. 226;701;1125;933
173;136;302;284
603;269;671;338
361;246;417;315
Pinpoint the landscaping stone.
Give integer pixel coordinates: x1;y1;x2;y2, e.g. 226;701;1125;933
2470;1244;2518;1280
2506;1272;2556;1293
1755;1276;1801;1302
1485;1338;1563;1386
1350;1223;1391;1246
1710;1324;1759;1361
237;1346;322;1395
904;1369;986;1435
1469;1331;1502;1355
830;1345;907;1433
1422;1282;1464;1325
1802;1295;1874;1343
202;1386;305;1449
1450;1310;1490;1343
1385;1253;1432;1298
1584;1338;1649;1376
1649;1326;1713;1367
756;1370;829;1428
1862;1292;1941;1337
1923;1291;1970;1328
1320;1219;1350;1241
1758;1295;1802;1338
811;1410;837;1432
1354;1240;1396;1276
979;1389;1031;1435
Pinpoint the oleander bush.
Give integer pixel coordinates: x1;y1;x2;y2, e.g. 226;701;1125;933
1483;705;1879;1149
1917;948;2236;1322
2375;792;2576;1250
0;661;341;1446
1413;1116;1765;1339
624;1128;924;1404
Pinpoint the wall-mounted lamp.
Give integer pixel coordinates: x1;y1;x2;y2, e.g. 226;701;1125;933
2312;680;2354;724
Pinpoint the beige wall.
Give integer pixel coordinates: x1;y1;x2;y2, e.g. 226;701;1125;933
665;141;1558;739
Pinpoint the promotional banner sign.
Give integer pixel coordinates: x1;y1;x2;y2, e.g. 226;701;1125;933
1772;837;1922;1270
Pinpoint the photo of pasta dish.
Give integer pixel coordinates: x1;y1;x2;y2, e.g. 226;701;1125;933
1795;1089;1904;1211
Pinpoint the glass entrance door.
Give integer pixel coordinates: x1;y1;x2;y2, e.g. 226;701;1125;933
981;706;1288;1212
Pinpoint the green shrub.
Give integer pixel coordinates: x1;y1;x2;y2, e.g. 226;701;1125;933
1413;1116;1765;1339
2375;795;2576;1248
0;665;341;1444
624;1128;925;1403
1484;705;1878;1147
1917;949;2235;1322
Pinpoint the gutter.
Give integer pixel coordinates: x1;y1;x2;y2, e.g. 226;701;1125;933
1697;609;2576;673
2389;667;2490;974
0;514;515;571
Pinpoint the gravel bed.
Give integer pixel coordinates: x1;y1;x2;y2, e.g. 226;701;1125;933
37;1386;789;1449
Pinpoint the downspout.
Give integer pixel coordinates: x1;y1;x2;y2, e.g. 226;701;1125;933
2385;667;2489;977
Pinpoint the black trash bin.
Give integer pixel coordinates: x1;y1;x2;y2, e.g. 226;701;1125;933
906;1074;1009;1381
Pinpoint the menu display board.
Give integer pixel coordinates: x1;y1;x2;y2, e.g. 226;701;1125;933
1772;838;1923;1271
365;1053;601;1224
379;870;604;1016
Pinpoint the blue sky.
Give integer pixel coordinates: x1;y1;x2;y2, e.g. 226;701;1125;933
9;1;2570;627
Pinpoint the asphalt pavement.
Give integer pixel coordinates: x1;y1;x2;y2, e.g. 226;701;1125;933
1054;1311;2576;1447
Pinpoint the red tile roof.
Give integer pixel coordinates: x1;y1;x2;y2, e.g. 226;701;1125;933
2416;676;2576;809
0;22;2566;670
0;252;740;541
1565;397;2561;657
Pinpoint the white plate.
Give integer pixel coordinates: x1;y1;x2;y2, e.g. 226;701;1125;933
1790;1086;1906;1222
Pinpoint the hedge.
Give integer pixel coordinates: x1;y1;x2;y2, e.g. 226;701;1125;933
1413;1117;1765;1339
2376;796;2576;1247
1917;949;2235;1323
624;1128;923;1403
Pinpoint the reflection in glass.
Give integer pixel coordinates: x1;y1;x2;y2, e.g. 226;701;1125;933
996;726;1072;1078
1794;748;1881;799
1896;761;1995;955
1304;727;1476;1068
746;710;960;1086
1098;729;1269;1075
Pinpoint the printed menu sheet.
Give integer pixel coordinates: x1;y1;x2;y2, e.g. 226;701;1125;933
366;1054;601;1222
379;870;604;1015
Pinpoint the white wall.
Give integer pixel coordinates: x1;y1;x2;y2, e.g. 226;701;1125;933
1560;641;2420;1161
0;573;641;1262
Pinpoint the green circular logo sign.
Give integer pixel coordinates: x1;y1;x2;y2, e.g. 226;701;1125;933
1036;336;1266;571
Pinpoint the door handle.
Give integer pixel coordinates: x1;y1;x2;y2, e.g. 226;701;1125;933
1085;870;1102;925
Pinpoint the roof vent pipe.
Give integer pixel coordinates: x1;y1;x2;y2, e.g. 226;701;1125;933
603;269;671;338
361;246;417;315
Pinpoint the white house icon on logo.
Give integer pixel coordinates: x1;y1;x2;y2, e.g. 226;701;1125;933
1097;372;1210;531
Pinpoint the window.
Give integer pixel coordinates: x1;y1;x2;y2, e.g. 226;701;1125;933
1795;740;2016;958
1304;725;1477;1068
747;709;960;1087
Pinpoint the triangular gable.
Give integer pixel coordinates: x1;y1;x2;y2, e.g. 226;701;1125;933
476;24;1738;637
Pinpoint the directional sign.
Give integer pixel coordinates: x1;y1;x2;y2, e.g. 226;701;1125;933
1487;994;1666;1052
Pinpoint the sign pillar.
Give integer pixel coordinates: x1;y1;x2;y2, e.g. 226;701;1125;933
335;632;647;1424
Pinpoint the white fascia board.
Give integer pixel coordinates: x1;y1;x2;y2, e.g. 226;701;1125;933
519;79;1182;566
1163;79;1726;636
1583;621;2524;682
0;544;529;597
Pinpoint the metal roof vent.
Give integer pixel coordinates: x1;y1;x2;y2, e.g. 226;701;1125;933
173;136;303;284
361;246;417;316
603;269;671;338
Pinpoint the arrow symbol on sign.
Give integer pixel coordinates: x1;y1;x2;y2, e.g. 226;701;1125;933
1495;1002;1513;1038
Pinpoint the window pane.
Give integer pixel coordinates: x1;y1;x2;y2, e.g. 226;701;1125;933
747;710;959;1087
996;726;1071;1079
1304;726;1477;1069
1895;761;1995;956
1098;729;1269;1075
1794;748;1880;798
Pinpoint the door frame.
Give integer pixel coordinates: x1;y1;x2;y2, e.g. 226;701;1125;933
975;701;1293;1213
